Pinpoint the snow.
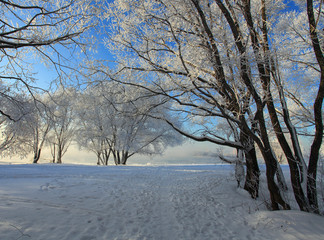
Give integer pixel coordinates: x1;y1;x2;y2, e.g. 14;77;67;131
0;164;323;240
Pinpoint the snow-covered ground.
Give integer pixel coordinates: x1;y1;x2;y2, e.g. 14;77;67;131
0;164;323;240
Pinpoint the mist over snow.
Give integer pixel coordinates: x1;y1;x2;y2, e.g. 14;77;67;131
0;164;323;240
2;141;230;166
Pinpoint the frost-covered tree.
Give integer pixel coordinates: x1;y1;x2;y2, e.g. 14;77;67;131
75;81;183;165
47;87;76;164
24;97;51;164
0;89;30;157
100;0;323;211
0;91;52;163
102;0;287;209
28;96;52;163
0;0;99;121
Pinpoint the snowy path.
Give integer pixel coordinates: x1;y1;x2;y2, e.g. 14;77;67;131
0;164;323;240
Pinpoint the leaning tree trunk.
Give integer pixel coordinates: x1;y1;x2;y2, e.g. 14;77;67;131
306;0;324;214
264;71;309;211
240;0;306;211
96;152;102;165
254;110;290;210
262;148;291;210
271;55;310;211
104;148;111;165
241;114;291;210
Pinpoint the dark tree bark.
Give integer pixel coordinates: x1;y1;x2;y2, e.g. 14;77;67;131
104;148;111;165
237;0;310;210
33;149;42;164
260;140;291;210
113;151;120;165
244;147;259;199
241;131;260;199
96;152;101;165
193;0;290;209
306;0;324;213
121;151;129;165
259;0;309;211
52;144;56;163
56;144;63;164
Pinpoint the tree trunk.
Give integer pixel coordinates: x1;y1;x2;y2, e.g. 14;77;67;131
112;150;119;165
96;152;102;165
241;0;306;211
306;0;324;214
263;149;291;210
244;146;260;199
235;149;245;188
240;130;260;199
271;53;311;212
241;114;290;210
117;151;121;165
104;148;111;165
57;145;62;164
52;144;56;163
33;148;42;164
113;151;121;165
121;151;129;165
215;0;262;200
